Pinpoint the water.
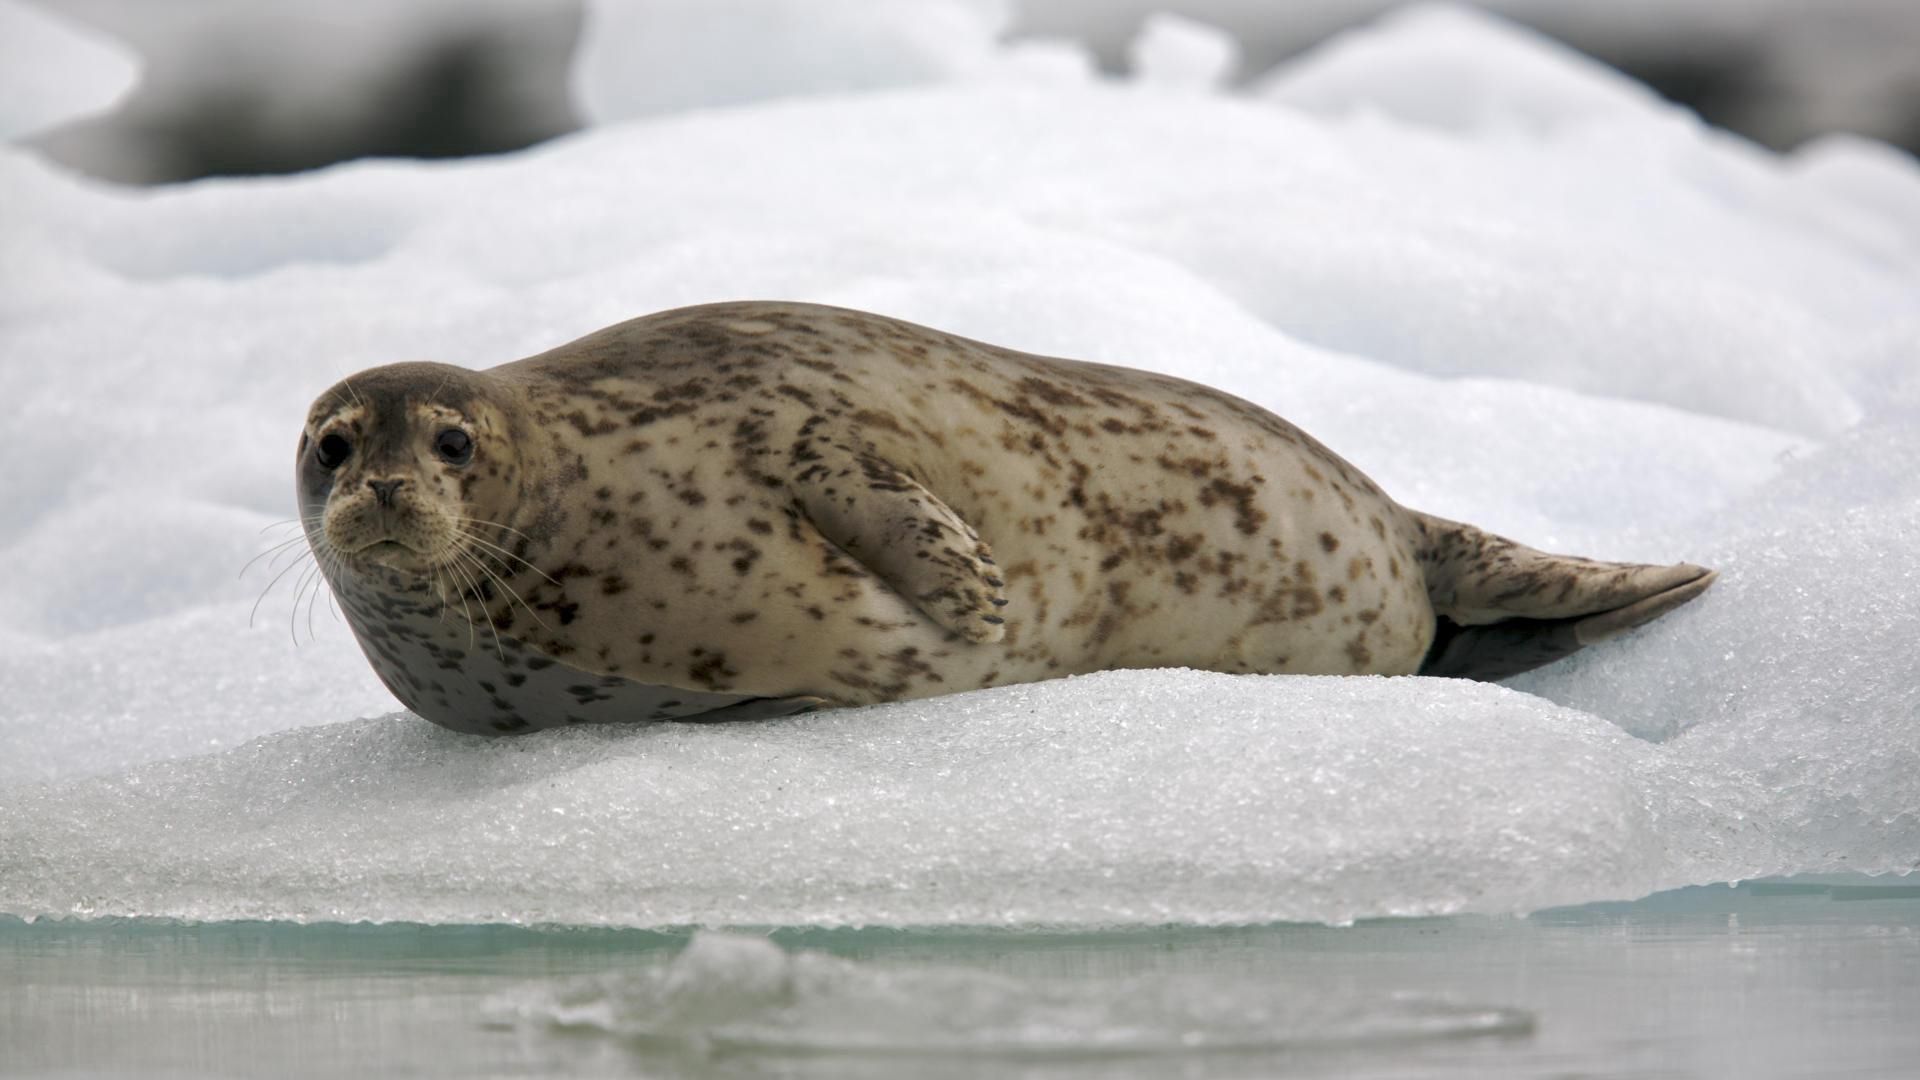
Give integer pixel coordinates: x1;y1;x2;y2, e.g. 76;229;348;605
4;880;1916;1079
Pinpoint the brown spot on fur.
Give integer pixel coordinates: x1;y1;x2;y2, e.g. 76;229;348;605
1018;376;1091;409
686;647;736;689
1200;477;1267;536
564;411;619;437
1345;636;1372;667
851;408;909;436
1157;454;1216;479
1166;534;1202;563
775;384;817;407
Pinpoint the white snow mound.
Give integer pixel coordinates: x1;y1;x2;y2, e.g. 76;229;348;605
0;0;140;140
1256;3;1665;135
570;0;1091;125
1;2;1917;928
1128;12;1239;93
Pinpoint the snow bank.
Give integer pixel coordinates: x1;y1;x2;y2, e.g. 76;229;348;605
1127;13;1238;93
571;0;1093;124
0;0;140;140
0;4;1915;927
1256;4;1664;135
0;673;1678;926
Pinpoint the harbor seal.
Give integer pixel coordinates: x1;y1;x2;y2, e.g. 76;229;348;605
296;301;1715;734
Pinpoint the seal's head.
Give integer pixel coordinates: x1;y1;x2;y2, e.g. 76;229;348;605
297;362;526;577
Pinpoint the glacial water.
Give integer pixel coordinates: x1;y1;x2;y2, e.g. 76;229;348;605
6;880;1916;1079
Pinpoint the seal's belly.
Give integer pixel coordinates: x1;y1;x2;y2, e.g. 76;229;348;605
330;569;782;734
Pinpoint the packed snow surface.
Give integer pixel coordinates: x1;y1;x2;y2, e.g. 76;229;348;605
1;4;1915;928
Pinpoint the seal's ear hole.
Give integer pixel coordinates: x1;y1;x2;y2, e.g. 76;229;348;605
316;433;352;470
434;428;474;466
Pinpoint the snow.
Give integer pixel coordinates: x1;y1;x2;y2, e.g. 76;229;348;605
1787;133;1920;266
0;0;140;140
1255;4;1664;136
1126;12;1238;92
570;0;1095;125
1;3;1916;928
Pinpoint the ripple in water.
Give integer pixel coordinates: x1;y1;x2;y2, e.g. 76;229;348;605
482;931;1534;1062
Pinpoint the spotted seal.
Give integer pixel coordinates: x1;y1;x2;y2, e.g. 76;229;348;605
296;301;1715;734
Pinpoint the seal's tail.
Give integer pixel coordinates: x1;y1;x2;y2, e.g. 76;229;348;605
1410;511;1716;681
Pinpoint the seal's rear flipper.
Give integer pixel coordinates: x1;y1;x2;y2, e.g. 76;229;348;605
1412;512;1716;681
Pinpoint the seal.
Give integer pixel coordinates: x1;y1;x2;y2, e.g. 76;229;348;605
296;301;1715;734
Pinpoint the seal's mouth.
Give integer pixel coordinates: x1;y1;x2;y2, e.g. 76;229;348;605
351;538;430;570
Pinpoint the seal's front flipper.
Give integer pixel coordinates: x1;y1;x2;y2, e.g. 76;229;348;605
1413;512;1716;681
789;449;1008;643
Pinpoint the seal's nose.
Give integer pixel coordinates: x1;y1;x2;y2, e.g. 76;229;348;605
367;478;405;507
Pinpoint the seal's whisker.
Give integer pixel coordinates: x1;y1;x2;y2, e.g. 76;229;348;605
294;531;346;640
251;549;316;629
303;560;327;644
441;552;484;654
445;557;483;652
238;532;314;579
449;515;542;547
430;566;455;626
454;527;561;588
290;559;324;646
435;559;475;632
454;527;552;574
257;518;305;535
447;549;507;662
457;544;554;635
323;565;343;623
269;540;317;574
305;540;344;641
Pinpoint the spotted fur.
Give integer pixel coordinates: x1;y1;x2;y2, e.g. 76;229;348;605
297;301;1714;733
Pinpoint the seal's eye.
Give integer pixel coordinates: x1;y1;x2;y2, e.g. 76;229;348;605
315;433;351;470
434;428;474;466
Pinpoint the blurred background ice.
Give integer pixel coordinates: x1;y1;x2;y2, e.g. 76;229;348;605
1;0;1916;930
0;0;139;140
22;0;1920;183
